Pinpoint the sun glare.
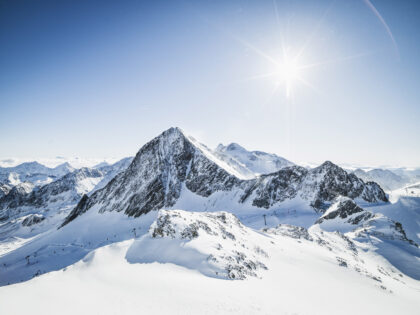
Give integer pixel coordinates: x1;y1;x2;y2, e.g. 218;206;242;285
276;56;302;98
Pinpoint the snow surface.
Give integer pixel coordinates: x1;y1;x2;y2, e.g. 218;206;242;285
215;142;294;177
388;182;420;201
0;209;419;315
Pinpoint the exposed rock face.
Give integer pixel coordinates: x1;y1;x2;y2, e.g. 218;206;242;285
263;224;313;241
127;209;269;280
22;214;45;227
0;184;11;198
302;161;387;210
243;166;308;208
315;198;375;225
0;182;34;221
62;128;388;226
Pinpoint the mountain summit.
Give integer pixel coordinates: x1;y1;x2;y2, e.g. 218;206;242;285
62;127;388;226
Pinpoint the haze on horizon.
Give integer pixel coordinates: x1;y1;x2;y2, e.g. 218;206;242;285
1;0;419;168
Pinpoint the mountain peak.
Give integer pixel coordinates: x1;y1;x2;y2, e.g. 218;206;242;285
54;162;74;170
215;143;247;153
226;143;246;152
312;160;346;175
318;160;338;169
161;126;185;138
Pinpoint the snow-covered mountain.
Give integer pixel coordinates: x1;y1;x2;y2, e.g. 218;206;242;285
62;127;386;227
0;168;103;242
0;158;133;243
352;168;410;191
92;157;134;192
0;127;418;315
391;167;420;181
0;162;75;188
0;157;123;169
215;142;294;177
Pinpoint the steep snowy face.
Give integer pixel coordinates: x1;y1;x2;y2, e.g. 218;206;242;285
127;209;269;280
302;161;388;210
63;129;388;226
215;142;294;176
92;157;134;192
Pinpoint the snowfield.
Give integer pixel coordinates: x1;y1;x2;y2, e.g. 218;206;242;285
0;210;419;315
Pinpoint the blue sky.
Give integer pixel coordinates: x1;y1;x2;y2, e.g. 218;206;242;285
1;0;419;167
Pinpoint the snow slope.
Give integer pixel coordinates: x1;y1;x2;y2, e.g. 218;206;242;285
389;182;420;200
0;209;419;315
315;198;420;280
127;210;269;280
215;142;294;176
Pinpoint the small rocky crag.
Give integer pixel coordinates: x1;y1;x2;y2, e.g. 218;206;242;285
137;209;269;280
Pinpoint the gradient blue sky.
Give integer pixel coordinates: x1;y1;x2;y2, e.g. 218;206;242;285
1;0;419;167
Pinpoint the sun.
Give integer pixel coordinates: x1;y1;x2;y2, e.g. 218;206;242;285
275;55;302;98
280;57;300;82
